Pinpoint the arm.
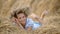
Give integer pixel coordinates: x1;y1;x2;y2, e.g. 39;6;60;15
30;12;46;24
34;17;43;24
37;12;45;23
14;18;25;29
30;13;44;23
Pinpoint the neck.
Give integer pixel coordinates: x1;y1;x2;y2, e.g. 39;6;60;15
21;22;26;28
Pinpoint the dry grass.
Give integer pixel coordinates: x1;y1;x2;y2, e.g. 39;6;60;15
0;0;60;34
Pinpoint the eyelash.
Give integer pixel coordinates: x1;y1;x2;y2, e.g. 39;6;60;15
23;16;25;18
19;16;25;19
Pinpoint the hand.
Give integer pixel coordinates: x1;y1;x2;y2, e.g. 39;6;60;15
11;17;16;22
15;19;20;24
42;10;48;15
27;27;32;31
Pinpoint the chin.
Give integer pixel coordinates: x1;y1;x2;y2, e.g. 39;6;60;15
21;21;25;23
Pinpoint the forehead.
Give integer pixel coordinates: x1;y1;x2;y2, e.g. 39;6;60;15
17;13;25;17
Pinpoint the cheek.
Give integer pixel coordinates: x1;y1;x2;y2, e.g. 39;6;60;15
18;19;21;21
21;18;26;22
24;17;27;20
18;18;25;22
17;16;27;22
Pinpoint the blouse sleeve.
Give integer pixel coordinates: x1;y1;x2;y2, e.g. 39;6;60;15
25;18;34;29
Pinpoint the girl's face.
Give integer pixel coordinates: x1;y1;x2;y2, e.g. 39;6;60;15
17;13;27;24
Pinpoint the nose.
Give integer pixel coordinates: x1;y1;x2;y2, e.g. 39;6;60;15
20;17;25;21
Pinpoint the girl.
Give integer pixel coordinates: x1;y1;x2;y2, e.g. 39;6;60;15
11;9;47;31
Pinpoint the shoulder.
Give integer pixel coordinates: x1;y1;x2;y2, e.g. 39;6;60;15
27;18;33;21
26;18;34;24
26;18;34;27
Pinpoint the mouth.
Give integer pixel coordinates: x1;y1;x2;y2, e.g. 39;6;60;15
20;20;26;23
